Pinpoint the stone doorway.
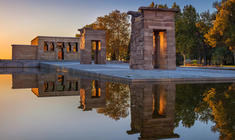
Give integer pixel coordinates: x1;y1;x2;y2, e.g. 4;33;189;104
57;43;64;60
128;7;178;70
58;48;64;60
153;30;167;69
91;40;100;64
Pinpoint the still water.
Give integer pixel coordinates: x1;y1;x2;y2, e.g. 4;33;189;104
0;70;234;140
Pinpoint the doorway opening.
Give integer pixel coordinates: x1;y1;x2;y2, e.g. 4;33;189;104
57;42;64;60
91;40;101;64
153;30;167;69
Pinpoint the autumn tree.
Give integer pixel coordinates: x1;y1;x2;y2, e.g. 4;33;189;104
149;1;168;8
199;84;235;139
84;10;130;61
97;82;130;120
149;2;155;7
205;0;235;64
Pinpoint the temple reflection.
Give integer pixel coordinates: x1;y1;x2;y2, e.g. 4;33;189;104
127;83;179;140
11;72;235;140
11;73;179;139
78;80;106;111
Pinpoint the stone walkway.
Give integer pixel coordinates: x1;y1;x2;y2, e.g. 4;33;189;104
40;62;235;83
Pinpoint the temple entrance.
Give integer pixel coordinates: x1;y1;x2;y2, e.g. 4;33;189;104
91;40;100;64
57;43;64;60
153;30;167;69
58;48;64;60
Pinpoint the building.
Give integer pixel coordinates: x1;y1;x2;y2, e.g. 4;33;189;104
12;28;106;64
12;36;80;61
128;7;178;70
11;6;179;69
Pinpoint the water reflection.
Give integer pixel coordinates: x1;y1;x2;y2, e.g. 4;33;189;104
10;72;235;140
128;83;179;139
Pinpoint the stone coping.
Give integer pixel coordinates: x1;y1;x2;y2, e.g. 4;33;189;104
12;44;38;47
31;36;80;42
139;7;179;13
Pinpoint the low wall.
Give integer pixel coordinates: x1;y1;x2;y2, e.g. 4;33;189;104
12;45;37;60
0;60;40;68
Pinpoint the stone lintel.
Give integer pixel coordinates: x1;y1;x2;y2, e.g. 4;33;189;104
78;28;105;35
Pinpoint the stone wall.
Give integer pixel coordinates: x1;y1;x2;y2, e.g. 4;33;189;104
12;45;37;60
31;36;80;61
128;7;178;70
129;15;145;69
79;28;106;64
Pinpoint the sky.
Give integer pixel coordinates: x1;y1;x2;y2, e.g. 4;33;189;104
0;0;219;59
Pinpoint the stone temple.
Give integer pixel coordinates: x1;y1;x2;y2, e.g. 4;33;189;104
12;28;106;64
11;6;178;70
128;7;178;70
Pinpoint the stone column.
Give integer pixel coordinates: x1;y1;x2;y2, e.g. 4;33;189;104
54;42;59;60
80;33;92;64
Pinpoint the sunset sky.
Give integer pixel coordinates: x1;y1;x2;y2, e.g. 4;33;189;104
0;0;218;59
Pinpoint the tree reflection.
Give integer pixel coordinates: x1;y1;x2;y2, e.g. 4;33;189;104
97;82;130;120
175;83;235;140
175;84;211;127
199;84;235;140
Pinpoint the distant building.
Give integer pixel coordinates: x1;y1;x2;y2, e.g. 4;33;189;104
12;28;106;64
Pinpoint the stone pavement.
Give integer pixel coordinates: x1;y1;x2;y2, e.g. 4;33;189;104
40;62;235;83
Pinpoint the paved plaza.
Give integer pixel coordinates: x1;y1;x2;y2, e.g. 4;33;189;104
41;62;235;83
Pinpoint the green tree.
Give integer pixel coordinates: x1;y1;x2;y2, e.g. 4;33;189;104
195;11;214;65
175;5;198;65
84;10;130;61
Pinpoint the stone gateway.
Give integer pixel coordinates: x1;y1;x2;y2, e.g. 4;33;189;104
128;7;179;70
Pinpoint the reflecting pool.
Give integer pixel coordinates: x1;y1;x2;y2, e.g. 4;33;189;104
0;70;234;140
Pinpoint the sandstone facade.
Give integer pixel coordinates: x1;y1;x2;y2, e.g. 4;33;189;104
128;7;178;70
31;36;80;60
12;45;37;60
12;30;106;63
79;28;106;64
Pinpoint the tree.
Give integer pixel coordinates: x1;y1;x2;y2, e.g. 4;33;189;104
199;84;235;139
149;2;155;7
97;82;130;120
172;2;180;10
175;5;198;65
195;11;215;65
84;10;130;61
205;0;235;64
149;1;168;8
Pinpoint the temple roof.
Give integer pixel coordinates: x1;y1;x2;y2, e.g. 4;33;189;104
138;7;179;13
